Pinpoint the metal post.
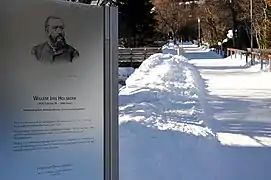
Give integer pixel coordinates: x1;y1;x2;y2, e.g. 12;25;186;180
103;3;119;180
198;18;201;47
230;0;236;47
250;0;253;53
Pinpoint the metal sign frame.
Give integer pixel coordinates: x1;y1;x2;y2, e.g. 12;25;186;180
0;0;119;179
103;4;119;180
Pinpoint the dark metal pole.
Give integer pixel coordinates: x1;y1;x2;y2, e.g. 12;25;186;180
198;18;201;47
250;0;253;52
230;0;236;48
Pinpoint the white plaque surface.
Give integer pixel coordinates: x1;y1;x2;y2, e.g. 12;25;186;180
0;1;108;179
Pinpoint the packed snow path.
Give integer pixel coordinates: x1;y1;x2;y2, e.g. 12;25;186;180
183;44;271;180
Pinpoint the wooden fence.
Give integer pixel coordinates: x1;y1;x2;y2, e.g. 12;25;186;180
225;48;271;71
118;47;162;68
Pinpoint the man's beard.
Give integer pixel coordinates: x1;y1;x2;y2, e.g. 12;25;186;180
49;35;67;50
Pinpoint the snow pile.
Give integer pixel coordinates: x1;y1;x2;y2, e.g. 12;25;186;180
118;67;135;89
182;43;198;49
119;67;134;82
162;43;179;55
119;53;218;180
162;43;184;55
182;41;194;45
201;46;211;51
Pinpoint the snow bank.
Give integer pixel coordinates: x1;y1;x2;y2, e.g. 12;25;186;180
162;43;179;55
119;67;135;81
119;53;218;180
118;67;135;90
162;43;185;55
201;46;211;51
182;41;194;45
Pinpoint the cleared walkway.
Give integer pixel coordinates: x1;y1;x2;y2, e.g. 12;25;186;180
183;45;271;180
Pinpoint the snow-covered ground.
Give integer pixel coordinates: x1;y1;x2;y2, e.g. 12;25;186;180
184;44;271;180
184;45;271;146
119;67;134;82
119;45;218;180
119;67;134;89
119;42;271;180
118;43;185;90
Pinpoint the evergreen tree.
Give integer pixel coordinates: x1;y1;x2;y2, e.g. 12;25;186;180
116;0;157;47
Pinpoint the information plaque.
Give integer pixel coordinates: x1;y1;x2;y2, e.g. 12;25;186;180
0;0;118;180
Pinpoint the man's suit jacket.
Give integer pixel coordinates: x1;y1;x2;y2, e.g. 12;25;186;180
31;42;79;63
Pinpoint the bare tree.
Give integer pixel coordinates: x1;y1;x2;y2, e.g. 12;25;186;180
237;0;271;48
154;0;192;39
197;0;231;44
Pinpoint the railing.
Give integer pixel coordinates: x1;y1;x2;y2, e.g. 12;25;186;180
227;48;253;64
118;47;162;67
224;48;271;71
249;48;271;71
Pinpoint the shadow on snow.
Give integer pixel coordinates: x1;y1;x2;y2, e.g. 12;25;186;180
184;49;271;180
